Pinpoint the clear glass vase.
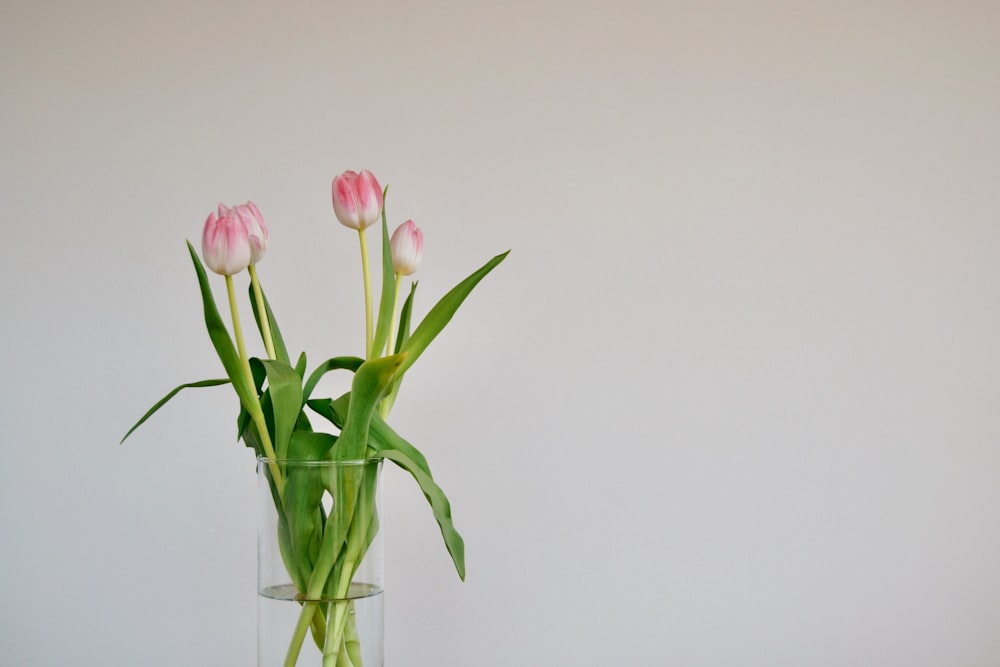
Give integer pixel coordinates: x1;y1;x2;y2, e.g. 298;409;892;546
257;458;384;667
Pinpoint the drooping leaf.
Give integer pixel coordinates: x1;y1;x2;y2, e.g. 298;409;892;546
379;447;466;580
314;393;460;579
324;393;431;475
302;356;364;404
397;251;508;377
248;281;291;365
120;378;231;444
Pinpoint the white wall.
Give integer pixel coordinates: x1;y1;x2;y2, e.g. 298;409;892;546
2;1;999;665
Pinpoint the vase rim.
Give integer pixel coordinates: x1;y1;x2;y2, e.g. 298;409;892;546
256;456;381;466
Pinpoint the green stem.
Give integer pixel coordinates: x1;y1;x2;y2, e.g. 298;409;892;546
343;609;363;666
284;602;318;667
248;264;276;360
335;634;354;667
358;228;373;359
226;274;252;378
323;580;354;667
226;274;283;495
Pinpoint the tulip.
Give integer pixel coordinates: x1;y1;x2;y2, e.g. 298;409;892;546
332;169;383;230
333;169;384;357
390;220;423;275
202;204;252;276
234;201;268;264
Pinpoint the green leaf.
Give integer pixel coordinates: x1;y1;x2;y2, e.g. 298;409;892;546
323;394;432;475
248;282;291;365
394;281;417;354
253;359;304;461
334;354;406;461
313;393;461;579
283;432;339;587
323;459;379;601
304;397;340;429
398;251;508;377
381;281;418;413
380;447;466;580
186;241;260;421
312;354;405;602
236;357;269;448
287;430;338;462
302;356;364;404
370;208;395;359
120;378;231;444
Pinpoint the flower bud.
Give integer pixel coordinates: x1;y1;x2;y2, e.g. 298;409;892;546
234;201;268;264
390;220;423;275
201;204;252;276
332;169;383;230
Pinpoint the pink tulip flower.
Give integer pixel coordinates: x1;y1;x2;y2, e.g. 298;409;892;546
202;203;256;276
332;170;383;230
233;201;268;264
390;220;423;275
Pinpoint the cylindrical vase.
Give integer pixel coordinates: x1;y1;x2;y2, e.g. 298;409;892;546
257;458;384;667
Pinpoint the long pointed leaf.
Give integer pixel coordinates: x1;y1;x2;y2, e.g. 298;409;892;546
380;447;466;580
186;241;260;419
381;281;418;414
371;206;395;358
120;378;231;443
254;359;304;460
398;251;508;376
249;282;291;365
394;281;417;354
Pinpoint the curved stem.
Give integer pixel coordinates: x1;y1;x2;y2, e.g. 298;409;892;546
358;228;373;359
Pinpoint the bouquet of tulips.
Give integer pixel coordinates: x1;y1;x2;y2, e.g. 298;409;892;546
123;170;507;665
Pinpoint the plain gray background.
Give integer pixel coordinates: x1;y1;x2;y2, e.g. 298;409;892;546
3;0;1000;665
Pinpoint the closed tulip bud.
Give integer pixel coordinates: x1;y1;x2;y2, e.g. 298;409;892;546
202;204;252;276
234;201;268;264
390;220;423;275
332;169;383;230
